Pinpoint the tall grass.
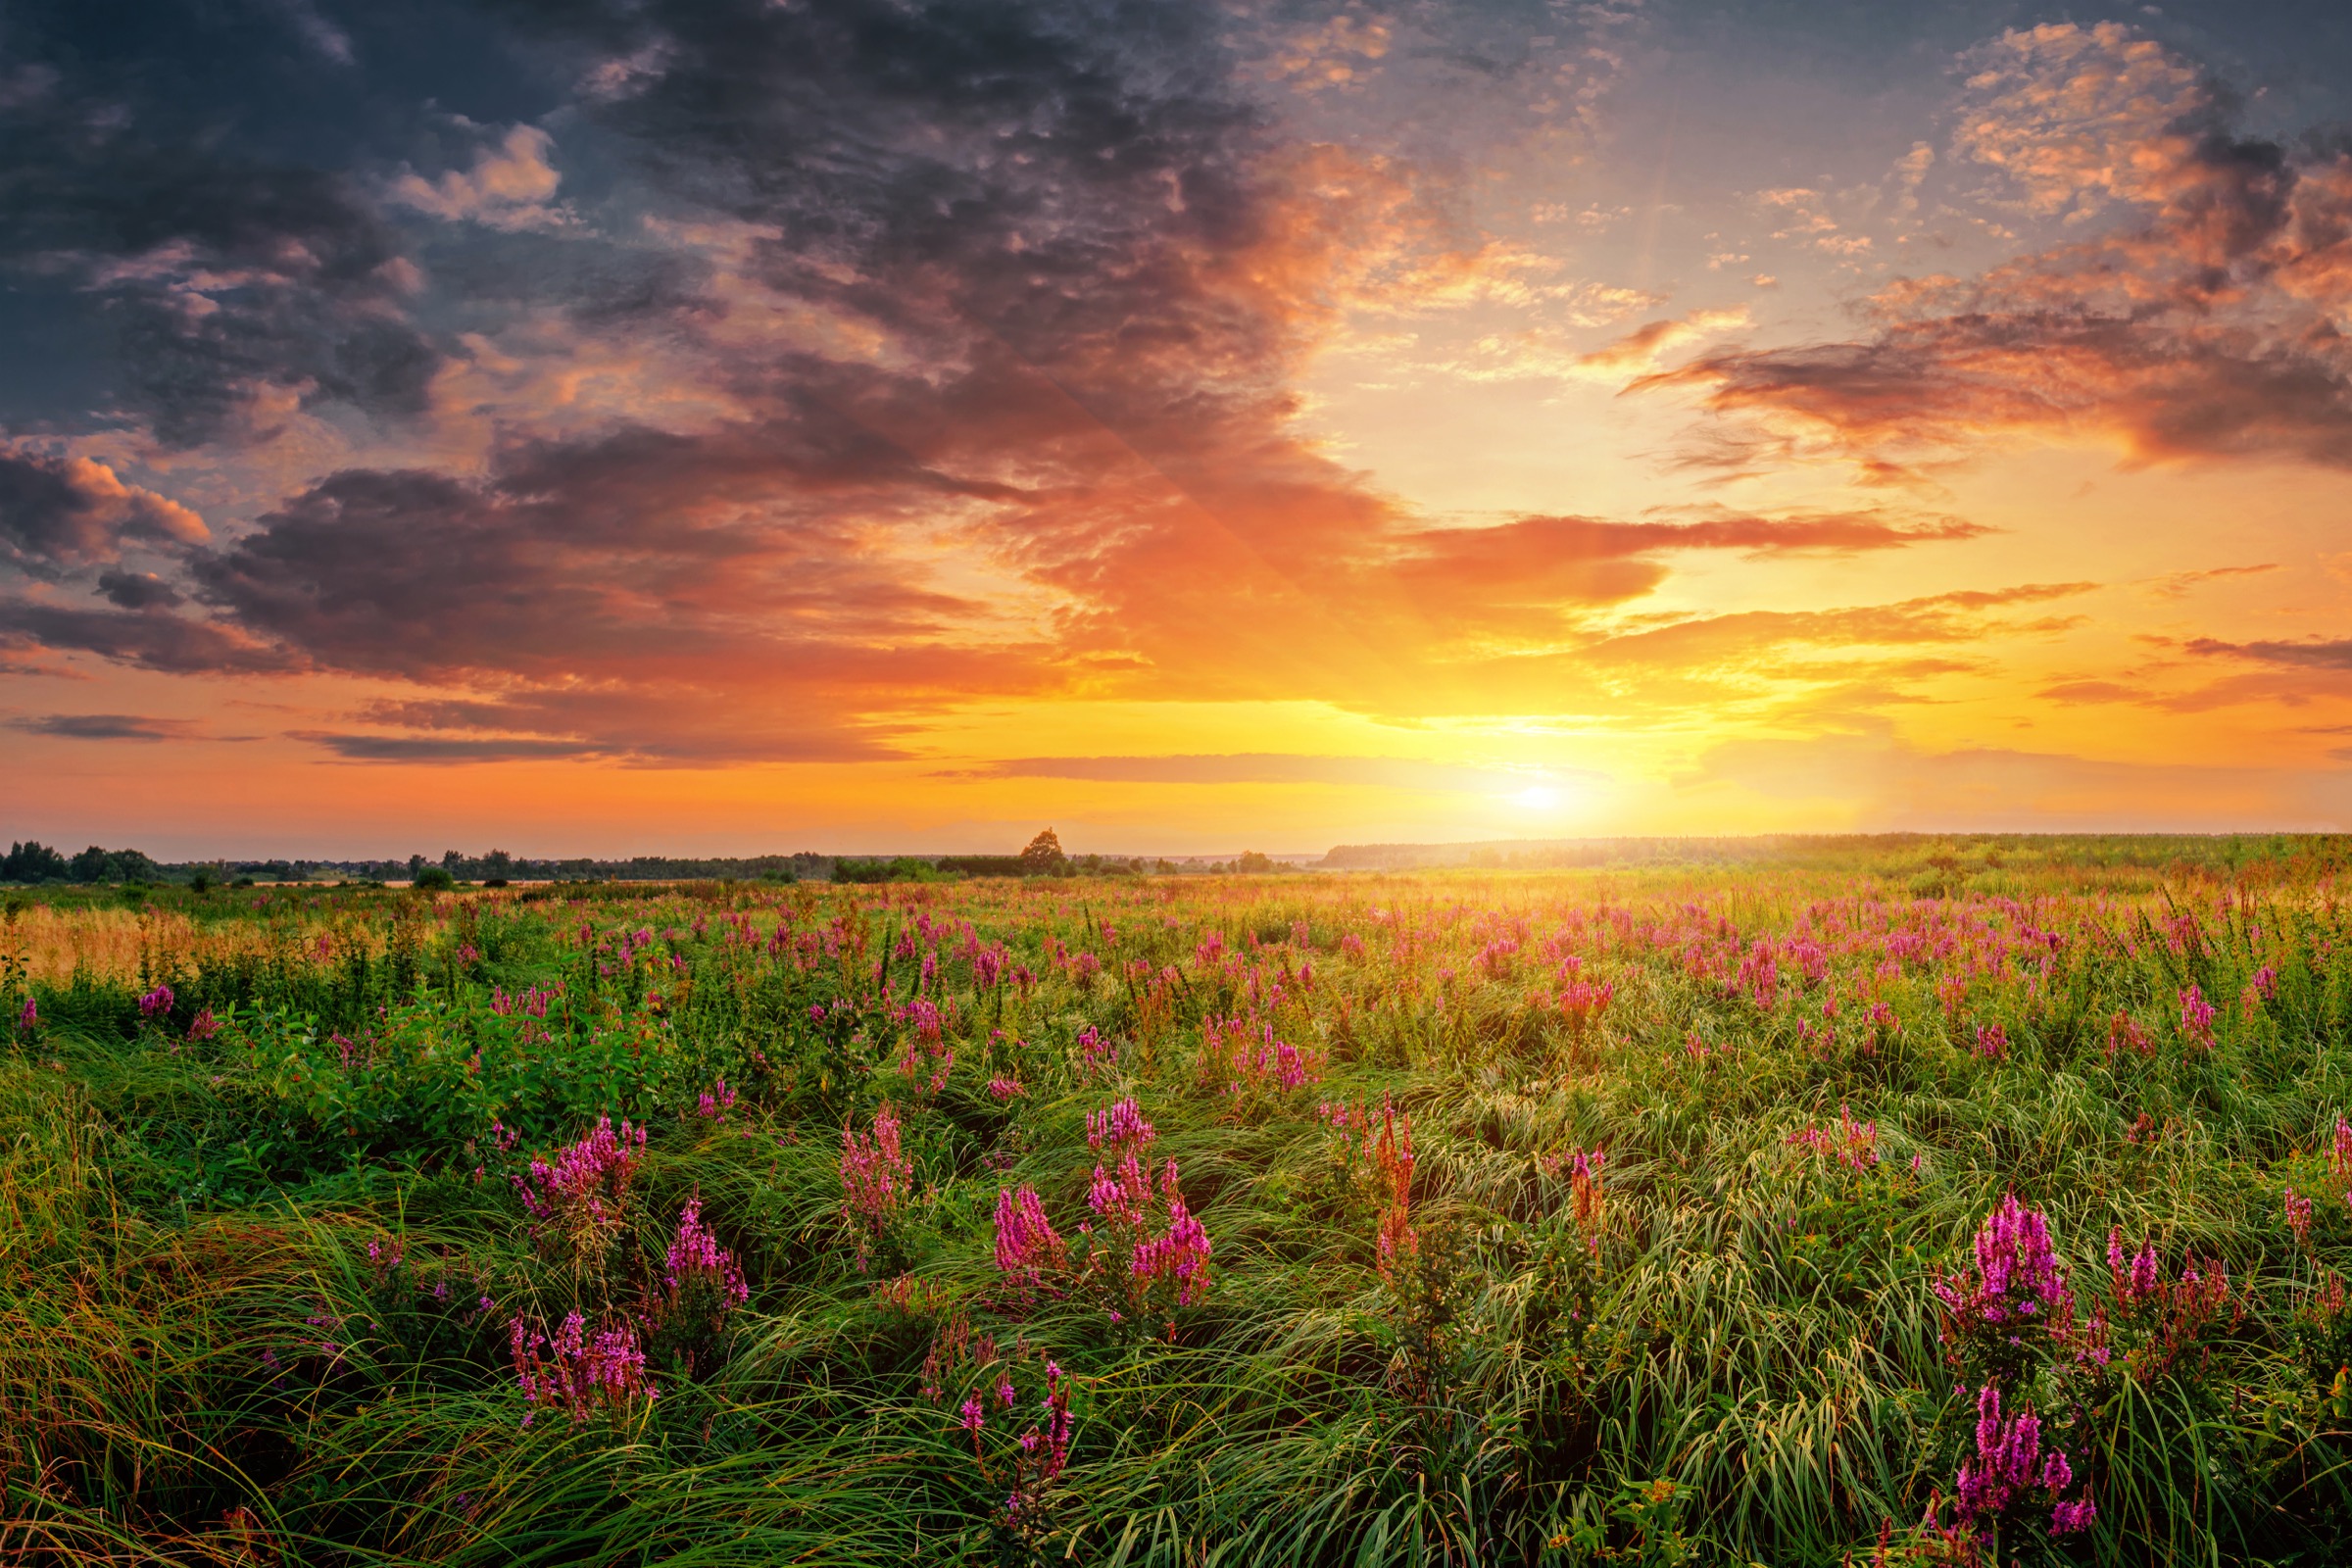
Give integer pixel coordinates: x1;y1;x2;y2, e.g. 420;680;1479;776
4;852;2352;1562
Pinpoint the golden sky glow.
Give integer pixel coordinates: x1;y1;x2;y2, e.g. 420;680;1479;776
3;3;2350;855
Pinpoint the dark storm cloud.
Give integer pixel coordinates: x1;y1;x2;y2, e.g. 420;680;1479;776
95;569;182;610
0;14;441;445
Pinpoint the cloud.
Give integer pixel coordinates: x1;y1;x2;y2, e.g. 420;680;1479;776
6;712;199;741
1579;581;2096;669
0;452;209;574
1953;22;2205;220
291;731;612;762
1642;24;2352;478
0;57;438;446
0;601;296;674
386;124;573;232
2142;562;2278;598
2035;678;2148;705
2184;636;2352;670
1570;308;1750;379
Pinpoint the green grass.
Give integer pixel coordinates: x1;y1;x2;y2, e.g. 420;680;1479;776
5;849;2352;1563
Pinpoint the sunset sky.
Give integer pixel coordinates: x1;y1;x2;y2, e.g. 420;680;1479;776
4;0;2351;857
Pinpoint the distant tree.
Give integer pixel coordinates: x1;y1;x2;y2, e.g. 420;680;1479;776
1019;828;1068;873
1237;851;1274;874
2;841;71;883
415;865;456;891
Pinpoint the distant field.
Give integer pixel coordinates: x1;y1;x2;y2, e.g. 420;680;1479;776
6;843;2352;1564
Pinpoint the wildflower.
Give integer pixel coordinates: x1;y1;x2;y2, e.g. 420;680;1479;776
138;983;174;1020
2105;1227;2160;1307
993;1185;1067;1291
1933;1194;2074;1347
1134;1191;1213;1305
2286;1187;2314;1248
2105;1010;2153;1058
187;1006;221;1042
512;1115;647;1273
1952;1384;2094;1536
1086;1097;1155;1152
14;996;33;1032
1788;1105;1879;1171
1372;1099;1417;1281
1972;1022;2007;1061
985;1077;1023;1102
510;1311;656;1425
2179;985;2217;1048
840;1104;911;1264
695;1077;737;1120
662;1194;750;1318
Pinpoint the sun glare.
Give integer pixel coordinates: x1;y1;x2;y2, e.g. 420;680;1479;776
1512;784;1562;811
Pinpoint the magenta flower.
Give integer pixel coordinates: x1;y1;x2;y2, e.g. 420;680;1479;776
2179;985;2217;1048
840;1104;912;1264
993;1185;1067;1289
510;1310;656;1424
14;996;34;1032
663;1194;750;1314
138;983;174;1020
512;1114;647;1269
1934;1194;2073;1332
1086;1097;1156;1152
2106;1227;2160;1306
2286;1186;2315;1247
1951;1385;2094;1536
695;1077;738;1120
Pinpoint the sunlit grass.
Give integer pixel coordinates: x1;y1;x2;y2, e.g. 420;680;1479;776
4;843;2352;1562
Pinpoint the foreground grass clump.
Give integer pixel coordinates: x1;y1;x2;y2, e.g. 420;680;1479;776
6;849;2352;1563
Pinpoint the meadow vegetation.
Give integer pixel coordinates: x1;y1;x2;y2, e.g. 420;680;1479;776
6;836;2352;1564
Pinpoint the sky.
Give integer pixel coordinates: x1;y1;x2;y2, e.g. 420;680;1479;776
3;0;2352;858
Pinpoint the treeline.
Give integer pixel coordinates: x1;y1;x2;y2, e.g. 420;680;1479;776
391;850;829;885
2;842;165;885
0;842;838;887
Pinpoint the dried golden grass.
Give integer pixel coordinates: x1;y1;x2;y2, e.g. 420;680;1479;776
0;906;358;985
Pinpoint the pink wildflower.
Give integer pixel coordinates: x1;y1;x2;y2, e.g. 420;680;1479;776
993;1185;1067;1290
2179;985;2217;1048
1086;1097;1156;1152
510;1310;656;1425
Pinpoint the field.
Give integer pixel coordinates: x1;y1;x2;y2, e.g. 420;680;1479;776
7;837;2352;1565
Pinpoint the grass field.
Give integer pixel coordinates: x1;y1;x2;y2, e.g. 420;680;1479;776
8;836;2352;1565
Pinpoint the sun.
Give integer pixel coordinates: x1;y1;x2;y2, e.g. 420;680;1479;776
1512;784;1562;811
